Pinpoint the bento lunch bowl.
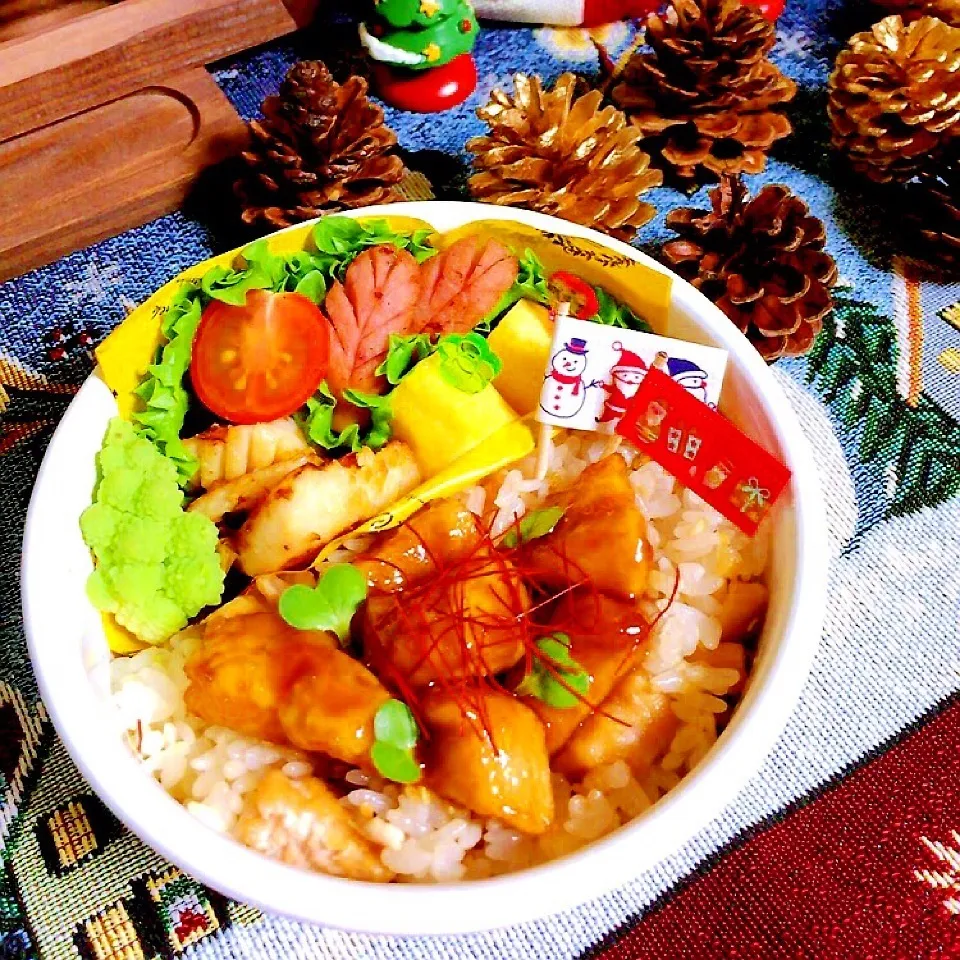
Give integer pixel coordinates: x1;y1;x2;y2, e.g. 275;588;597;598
22;201;828;936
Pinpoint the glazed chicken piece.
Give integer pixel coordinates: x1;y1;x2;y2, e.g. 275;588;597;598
352;499;482;592
184;611;335;743
187;605;393;768
236;441;421;576
553;668;678;780
279;650;392;767
236;770;392;882
184;418;312;490
422;688;554;834
521;594;654;755
362;548;528;685
523;456;651;599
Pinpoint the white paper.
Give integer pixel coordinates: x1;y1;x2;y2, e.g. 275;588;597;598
472;0;584;25
536;315;727;433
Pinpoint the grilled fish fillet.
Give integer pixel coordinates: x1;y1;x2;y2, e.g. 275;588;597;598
236;442;421;576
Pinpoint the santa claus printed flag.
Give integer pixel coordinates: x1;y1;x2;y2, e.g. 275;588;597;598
536;313;727;433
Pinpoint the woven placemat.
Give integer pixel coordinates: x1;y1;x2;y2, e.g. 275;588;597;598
0;4;957;958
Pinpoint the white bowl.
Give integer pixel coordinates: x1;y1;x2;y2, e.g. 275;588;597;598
22;202;828;935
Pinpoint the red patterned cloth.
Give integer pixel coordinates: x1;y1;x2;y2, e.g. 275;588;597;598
594;698;960;960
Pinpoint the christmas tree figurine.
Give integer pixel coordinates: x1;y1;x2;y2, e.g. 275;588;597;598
360;0;480;112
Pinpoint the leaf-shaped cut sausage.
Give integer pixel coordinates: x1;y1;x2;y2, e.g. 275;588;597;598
324;245;422;397
415;236;519;334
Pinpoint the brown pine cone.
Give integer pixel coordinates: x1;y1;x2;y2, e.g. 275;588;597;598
873;0;960;27
827;15;960;185
467;73;663;242
611;0;796;186
661;176;838;360
902;143;960;267
235;61;405;229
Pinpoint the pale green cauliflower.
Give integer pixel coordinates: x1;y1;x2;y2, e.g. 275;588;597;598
81;418;224;644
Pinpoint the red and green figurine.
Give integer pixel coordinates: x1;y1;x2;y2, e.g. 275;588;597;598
360;0;480;112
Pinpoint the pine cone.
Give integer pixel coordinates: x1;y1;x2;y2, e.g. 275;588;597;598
902;142;960;266
235;61;405;229
827;15;960;185
611;0;796;185
467;73;663;242
661;176;838;360
873;0;960;27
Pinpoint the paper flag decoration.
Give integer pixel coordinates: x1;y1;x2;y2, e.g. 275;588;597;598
615;368;791;536
536;313;727;434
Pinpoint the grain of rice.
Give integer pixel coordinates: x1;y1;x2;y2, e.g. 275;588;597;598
347;789;393;816
464;485;486;517
281;760;312;779
366;818;405;850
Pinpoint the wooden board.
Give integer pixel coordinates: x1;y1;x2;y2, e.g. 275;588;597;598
0;0;320;281
0;0;320;142
0;2;115;43
0;69;250;282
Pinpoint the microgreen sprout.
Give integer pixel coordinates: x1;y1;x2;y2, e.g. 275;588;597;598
370;699;421;783
516;633;590;709
501;506;565;549
278;564;368;644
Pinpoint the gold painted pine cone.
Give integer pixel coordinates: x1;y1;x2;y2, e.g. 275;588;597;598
661;176;838;360
611;0;796;185
872;0;960;27
467;73;664;242
235;61;405;229
827;15;960;185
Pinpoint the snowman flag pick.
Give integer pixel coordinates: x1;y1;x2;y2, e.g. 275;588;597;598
530;306;792;537
535;308;727;435
532;305;727;479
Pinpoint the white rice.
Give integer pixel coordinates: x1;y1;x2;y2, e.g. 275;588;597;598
109;431;768;881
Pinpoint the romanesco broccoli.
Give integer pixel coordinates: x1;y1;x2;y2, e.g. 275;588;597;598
81;418;225;644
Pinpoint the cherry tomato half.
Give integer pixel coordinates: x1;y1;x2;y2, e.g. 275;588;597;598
548;271;601;320
190;290;330;424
